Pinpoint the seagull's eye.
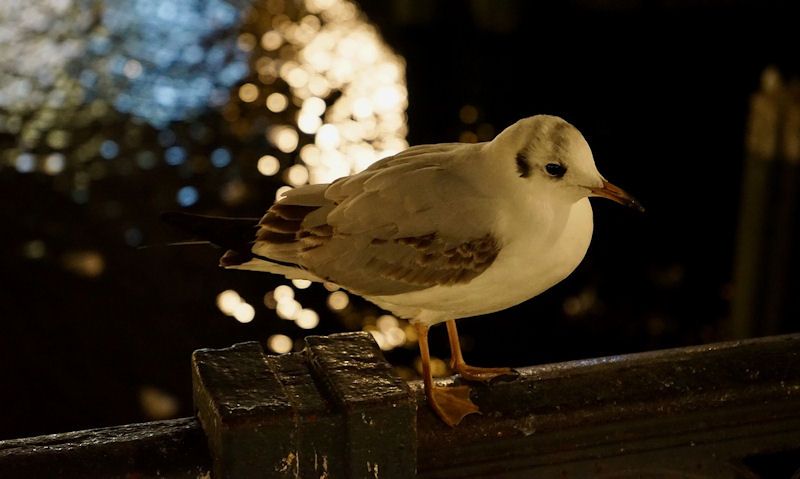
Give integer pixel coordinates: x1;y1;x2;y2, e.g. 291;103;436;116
545;163;566;178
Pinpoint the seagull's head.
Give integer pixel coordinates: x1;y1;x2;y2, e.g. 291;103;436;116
491;115;643;212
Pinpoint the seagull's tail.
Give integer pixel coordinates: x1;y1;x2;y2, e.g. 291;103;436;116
160;211;323;282
160;211;259;253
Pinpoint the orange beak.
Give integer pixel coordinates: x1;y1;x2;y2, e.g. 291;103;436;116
589;180;645;213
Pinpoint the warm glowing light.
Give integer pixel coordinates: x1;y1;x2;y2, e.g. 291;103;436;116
285;164;309;186
237;32;257;52
268;126;299;153
274;285;295;302
459;104;479;124
268;334;293;354
139;386;179;420
43;153;65;175
285;67;309;88
385;326;406;347
276;299;301;320
216;290;242;316
266;92;289;112
415;356;448;377
352;97;372;119
315;124;340;150
238;83;259;103
257;155;281;176
302;97;327;117
261;30;283;51
459;131;478;143
327;290;349;310
233;302;256;323
292;279;312;289
377;314;398;332
297;114;322;134
299;144;321;166
61;251;105;277
295;309;319;329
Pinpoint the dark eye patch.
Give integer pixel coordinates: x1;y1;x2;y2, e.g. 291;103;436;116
516;152;531;178
545;163;566;178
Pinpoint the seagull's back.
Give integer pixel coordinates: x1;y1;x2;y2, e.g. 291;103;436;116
223;136;594;325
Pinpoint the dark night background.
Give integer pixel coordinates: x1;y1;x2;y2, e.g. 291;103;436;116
1;0;799;440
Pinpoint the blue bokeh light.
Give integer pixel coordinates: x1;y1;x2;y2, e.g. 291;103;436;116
176;185;199;207
210;148;232;168
164;146;187;166
100;140;120;159
102;0;250;128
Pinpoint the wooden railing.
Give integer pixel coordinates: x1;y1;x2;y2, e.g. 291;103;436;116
1;332;799;478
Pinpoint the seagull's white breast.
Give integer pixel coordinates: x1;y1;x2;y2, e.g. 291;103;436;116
367;197;594;324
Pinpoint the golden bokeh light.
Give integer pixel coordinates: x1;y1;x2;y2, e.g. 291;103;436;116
257;154;281;176
238;83;260;103
232;302;256;323
291;279;312;289
295;308;319;329
216;289;242;316
265;92;289;112
327;290;349;310
267;334;293;354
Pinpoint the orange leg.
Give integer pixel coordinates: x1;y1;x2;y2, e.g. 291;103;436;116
415;323;479;427
446;320;516;382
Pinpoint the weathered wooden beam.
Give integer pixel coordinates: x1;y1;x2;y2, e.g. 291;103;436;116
415;333;800;478
1;333;798;478
0;417;209;478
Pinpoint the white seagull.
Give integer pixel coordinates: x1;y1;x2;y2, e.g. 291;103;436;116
164;114;642;427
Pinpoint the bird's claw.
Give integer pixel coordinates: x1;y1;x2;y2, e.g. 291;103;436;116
428;384;480;427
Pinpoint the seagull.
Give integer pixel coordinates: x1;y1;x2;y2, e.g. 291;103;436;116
163;114;643;427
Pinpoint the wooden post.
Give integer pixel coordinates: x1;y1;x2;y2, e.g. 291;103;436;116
192;332;416;479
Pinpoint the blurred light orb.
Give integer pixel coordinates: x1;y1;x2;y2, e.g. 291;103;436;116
268;334;293;354
260;30;283;51
164;146;187;165
43;154;66;175
238;83;259;103
273;284;294;302
210;148;232;168
14;153;35;173
232;302;256;323
176;185;199;206
265;92;288;112
295;308;319;329
291;279;312;289
257;155;281;176
216;289;242;315
276;298;301;320
268;126;299;153
327;290;349;311
100;140;120;160
285;164;309;186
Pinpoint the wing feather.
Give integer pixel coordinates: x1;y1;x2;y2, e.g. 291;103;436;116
240;143;501;295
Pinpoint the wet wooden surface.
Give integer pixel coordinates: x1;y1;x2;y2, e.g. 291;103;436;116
1;333;798;478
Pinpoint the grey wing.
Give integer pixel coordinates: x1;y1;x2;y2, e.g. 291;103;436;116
245;143;501;296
